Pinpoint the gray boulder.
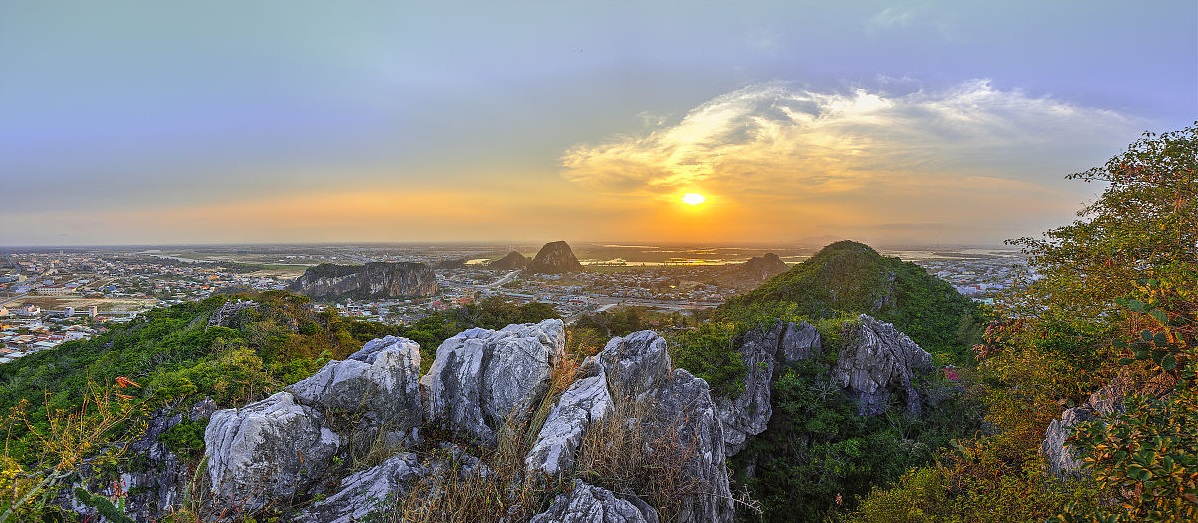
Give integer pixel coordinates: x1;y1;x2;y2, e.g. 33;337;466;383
651;369;735;523
1043;378;1128;478
598;330;673;398
592;330;734;523
287;335;423;449
530;480;660;523
526;357;612;476
204;392;341;512
293;453;425;523
421;319;566;446
834;315;933;416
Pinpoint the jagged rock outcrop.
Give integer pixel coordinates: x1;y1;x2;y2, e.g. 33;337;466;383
293;453;426;523
208;299;259;327
834;314;934;416
653;368;735;523
598;330;673;397
739;253;790;281
598;331;734;523
204;392;342;511
715;320;822;456
530;480;660;523
490;251;529;269
526;241;584;274
287;336;423;451
289;261;437;299
526;357;612;475
420;319;566;446
1043;378;1129;478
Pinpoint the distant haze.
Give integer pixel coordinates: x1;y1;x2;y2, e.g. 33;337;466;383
1;1;1194;247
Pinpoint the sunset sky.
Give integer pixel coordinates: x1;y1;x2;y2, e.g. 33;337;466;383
1;0;1195;247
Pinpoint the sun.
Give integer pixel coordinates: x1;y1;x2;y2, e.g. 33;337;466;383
681;193;706;205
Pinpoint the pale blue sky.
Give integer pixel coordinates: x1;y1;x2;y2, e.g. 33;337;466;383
1;1;1194;245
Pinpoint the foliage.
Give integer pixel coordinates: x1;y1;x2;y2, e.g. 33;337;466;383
850;124;1198;523
667;321;746;397
1;378;146;521
735;361;982;522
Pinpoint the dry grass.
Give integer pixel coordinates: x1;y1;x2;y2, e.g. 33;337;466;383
574;388;705;522
390;349;580;522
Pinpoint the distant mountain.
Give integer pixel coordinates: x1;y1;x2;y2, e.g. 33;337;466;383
525;241;583;274
738;253;790;281
489;251;528;270
290;261;437;299
724;240;981;357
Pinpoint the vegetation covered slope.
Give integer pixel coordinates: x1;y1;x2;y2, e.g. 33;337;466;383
848;124;1197;523
723;240;983;362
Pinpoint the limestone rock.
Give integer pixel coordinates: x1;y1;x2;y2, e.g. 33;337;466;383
594;330;734;523
204;392;341;511
714;320;821;456
1043;378;1129;478
290;261;437;299
530;480;660;523
287;335;423;449
651;369;735;523
526;241;584;274
834;314;933;416
778;321;821;365
421;319;565;446
526;357;612;476
598;330;673;398
293;453;426;523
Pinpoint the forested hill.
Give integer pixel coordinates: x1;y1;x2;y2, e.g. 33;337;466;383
721;239;983;361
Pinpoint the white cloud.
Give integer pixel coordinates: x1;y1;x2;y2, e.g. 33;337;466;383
559;80;1144;242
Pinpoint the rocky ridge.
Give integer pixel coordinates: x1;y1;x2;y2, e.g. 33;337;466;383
191;313;938;522
289;261;437;299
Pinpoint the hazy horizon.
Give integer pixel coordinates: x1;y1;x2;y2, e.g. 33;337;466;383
2;1;1195;247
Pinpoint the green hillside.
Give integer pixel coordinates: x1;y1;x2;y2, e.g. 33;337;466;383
722;240;983;361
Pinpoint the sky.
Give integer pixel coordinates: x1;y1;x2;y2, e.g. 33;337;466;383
1;0;1195;247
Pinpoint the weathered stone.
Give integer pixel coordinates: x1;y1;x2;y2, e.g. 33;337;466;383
778;321;821;365
713;320;821;456
287;335;422;448
530;480;660;523
1043;378;1129;478
204;392;341;511
834;314;933;416
598;330;673;398
293;453;425;523
421;319;565;446
526;357;612;476
581;330;734;523
650;369;735;523
714;325;778;457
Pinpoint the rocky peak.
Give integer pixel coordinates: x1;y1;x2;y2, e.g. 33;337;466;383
834;314;934;417
489;250;529;269
739;253;790;281
526;240;584;274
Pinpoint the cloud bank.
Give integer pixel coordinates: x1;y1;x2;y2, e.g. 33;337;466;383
560;80;1142;243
